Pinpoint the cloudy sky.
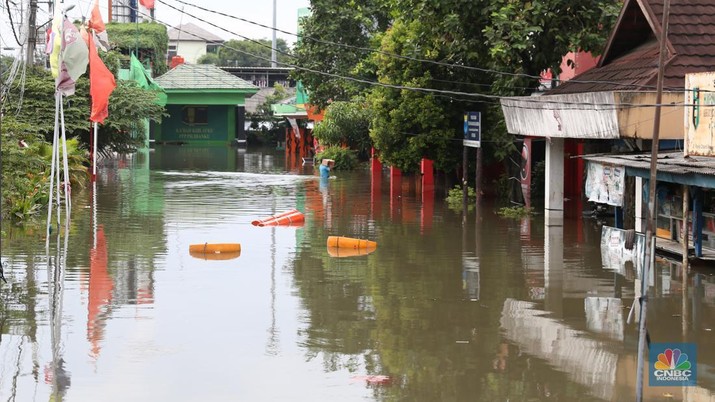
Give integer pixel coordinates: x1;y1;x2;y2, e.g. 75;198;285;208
1;0;310;55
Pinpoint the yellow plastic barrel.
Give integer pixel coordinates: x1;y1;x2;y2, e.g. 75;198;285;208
189;251;241;260
326;236;377;249
188;243;241;254
327;246;376;258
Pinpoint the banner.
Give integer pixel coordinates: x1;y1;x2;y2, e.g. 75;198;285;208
520;137;532;208
585;161;625;207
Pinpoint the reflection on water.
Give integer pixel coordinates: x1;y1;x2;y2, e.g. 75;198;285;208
1;145;714;401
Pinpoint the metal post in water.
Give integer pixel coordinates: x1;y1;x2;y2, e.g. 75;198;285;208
636;0;670;400
462;146;468;222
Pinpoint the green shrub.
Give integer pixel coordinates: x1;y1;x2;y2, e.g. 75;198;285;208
446;185;476;212
497;206;533;219
316;146;358;171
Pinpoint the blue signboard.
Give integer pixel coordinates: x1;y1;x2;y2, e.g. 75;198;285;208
463;112;481;148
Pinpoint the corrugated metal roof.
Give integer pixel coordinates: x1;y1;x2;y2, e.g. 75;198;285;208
547;0;715;95
155;64;259;91
581;151;715;177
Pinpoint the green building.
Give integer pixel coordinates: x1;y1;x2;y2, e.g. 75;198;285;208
153;64;259;145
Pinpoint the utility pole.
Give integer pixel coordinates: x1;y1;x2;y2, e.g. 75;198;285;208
271;0;277;67
26;0;38;65
635;0;670;400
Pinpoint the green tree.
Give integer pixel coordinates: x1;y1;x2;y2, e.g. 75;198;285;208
218;38;291;67
2;66;165;155
197;52;220;65
294;0;621;172
290;0;391;109
312;100;372;159
106;22;169;76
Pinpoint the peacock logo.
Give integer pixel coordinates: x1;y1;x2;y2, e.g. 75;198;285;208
650;344;696;386
654;348;691;371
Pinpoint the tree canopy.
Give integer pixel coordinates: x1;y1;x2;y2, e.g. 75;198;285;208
293;0;622;172
200;38;292;67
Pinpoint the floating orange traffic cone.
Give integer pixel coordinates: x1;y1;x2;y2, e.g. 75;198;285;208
252;209;300;226
259;210;305;227
326;236;377;249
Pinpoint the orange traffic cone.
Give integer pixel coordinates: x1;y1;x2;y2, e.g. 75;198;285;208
252;209;300;226
260;210;305;226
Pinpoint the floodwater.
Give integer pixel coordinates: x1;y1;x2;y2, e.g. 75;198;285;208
1;145;714;402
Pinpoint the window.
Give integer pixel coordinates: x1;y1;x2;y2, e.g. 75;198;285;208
181;106;208;125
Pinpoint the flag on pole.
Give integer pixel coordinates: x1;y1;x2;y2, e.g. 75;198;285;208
139;0;155;10
47;12;62;78
88;0;109;51
129;54;167;105
49;16;89;96
89;32;116;123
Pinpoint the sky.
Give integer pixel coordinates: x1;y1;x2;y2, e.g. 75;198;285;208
1;0;310;56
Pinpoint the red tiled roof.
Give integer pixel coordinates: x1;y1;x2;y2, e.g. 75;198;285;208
547;0;715;95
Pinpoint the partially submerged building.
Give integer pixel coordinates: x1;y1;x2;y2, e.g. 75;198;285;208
153;63;258;145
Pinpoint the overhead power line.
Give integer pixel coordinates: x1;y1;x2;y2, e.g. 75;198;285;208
161;0;695;93
124;1;697;110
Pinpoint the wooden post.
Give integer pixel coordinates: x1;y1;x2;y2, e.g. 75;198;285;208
682;185;689;270
636;0;670;399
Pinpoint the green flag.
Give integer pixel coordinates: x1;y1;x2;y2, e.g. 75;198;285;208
129;54;167;106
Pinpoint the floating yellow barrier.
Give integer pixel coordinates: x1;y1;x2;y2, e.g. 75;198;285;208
327;246;376;258
188;243;241;254
326;236;377;249
189;251;241;260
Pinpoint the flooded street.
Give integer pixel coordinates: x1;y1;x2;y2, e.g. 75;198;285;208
1;145;715;401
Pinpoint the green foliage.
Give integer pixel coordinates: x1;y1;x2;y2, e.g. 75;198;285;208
2;65;165;156
446;185;476;213
255;84;290;117
218;39;291;67
313;100;372;159
483;0;621;81
197;53;220;65
294;0;621;176
497;206;533;219
106;22;169;75
246;84;290;145
316;146;359;171
1;117;88;221
291;0;391;109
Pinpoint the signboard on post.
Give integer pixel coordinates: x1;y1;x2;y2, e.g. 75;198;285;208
685;71;715;156
463;112;481;148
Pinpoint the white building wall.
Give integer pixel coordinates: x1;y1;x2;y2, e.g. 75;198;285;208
172;41;207;64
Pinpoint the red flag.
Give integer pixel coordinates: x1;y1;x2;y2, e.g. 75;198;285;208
88;0;105;32
89;32;116;123
139;0;155;10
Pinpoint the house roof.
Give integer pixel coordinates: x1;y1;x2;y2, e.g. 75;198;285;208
167;23;224;43
547;0;715;95
155;64;259;91
582;151;715;177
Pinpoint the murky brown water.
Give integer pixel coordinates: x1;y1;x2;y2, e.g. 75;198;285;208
1;145;714;401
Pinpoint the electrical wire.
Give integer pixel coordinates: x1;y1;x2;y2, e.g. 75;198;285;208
125;2;701;110
161;0;698;93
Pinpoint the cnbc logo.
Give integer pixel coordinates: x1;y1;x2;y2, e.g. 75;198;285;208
649;343;697;386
